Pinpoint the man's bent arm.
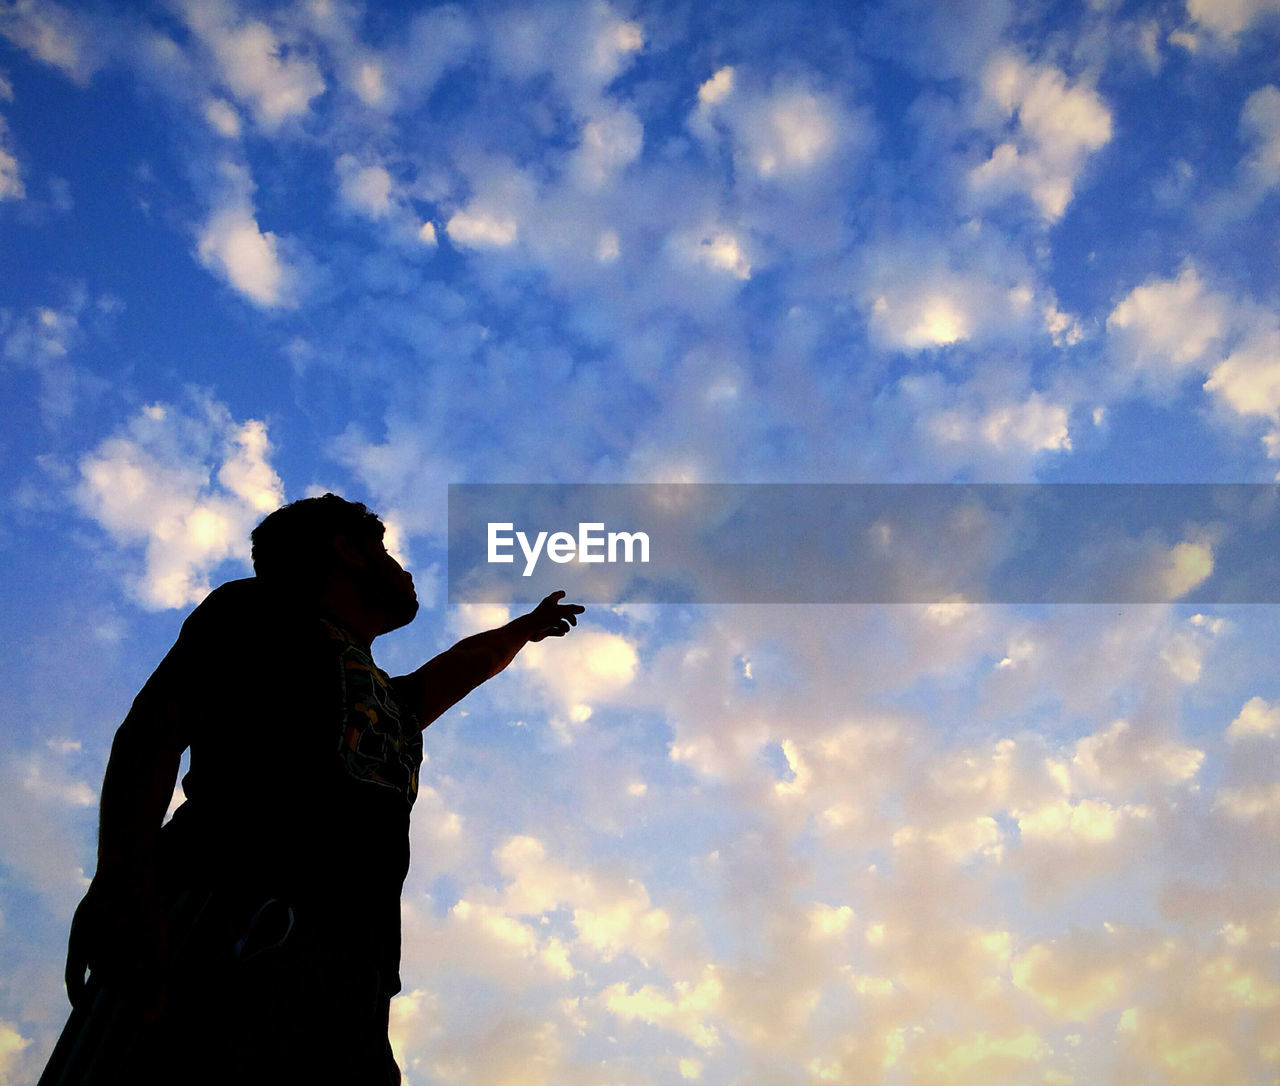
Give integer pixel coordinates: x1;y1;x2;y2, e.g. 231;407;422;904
96;686;187;880
393;591;583;728
65;670;189;1007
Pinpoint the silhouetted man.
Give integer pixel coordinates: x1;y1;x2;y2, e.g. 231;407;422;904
48;494;582;1084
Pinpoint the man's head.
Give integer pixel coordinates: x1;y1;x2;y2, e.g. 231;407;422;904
251;493;418;634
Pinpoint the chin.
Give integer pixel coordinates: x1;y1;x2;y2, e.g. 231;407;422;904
385;595;419;633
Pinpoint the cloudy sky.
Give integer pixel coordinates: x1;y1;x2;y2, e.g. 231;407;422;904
3;0;1280;1082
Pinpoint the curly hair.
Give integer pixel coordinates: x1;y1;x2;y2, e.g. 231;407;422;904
250;493;384;588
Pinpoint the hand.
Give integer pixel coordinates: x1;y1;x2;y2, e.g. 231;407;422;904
66;872;169;1018
524;590;584;642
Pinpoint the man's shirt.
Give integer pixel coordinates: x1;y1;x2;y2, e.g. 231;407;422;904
156;578;423;989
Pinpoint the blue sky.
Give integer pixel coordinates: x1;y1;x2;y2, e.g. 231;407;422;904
2;0;1280;1082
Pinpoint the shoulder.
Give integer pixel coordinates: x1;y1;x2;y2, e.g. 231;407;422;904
174;578;327;663
190;576;264;614
183;577;314;631
154;579;326;692
174;578;261;639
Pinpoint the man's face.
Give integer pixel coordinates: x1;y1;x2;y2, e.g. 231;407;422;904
354;534;419;634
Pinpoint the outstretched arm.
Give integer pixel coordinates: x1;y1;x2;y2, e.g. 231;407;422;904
392;591;584;728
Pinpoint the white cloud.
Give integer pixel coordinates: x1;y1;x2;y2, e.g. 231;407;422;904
906;1028;1050;1083
1010;934;1129;1021
446;205;519;248
1017;796;1149;844
300;0;472;115
197;204;289;306
883;368;1076;475
0;69;19;200
1203;322;1280;424
202;97;241;138
0;0;100;83
1107;265;1229;374
665;226;753;282
399;830;704;1047
3;302;72;381
0;743;97;909
519;628;639;737
1044;299;1083;346
391;602;1280;1079
1186;0;1280;39
1117;992;1256;1083
693;230;752;279
489;3;643;114
75;395;284;609
596;228;619;261
1159;540;1215;599
448;899;575;979
893;815;1005;863
589;13;643;83
969;54;1112;221
0;291;120;424
928;392;1072;455
1106;266;1280;453
354;61;385;106
873;290;971;348
423;1012;565;1086
1226;696;1280;742
1215;782;1280;820
572;106;643;190
196;162;295;307
336;153;393;218
691;71;853;188
0;1020;32;1083
1072;718;1204;791
216;417;283;513
490;834;677;968
381;6;475;110
807;902;855;938
0;112;22;201
450;602;513;638
602;971;722;1049
738;89;839;179
388;988;438;1072
698;66;733;105
1240;85;1280;191
180;0;325;131
330;417;460;548
865;253;1035;352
